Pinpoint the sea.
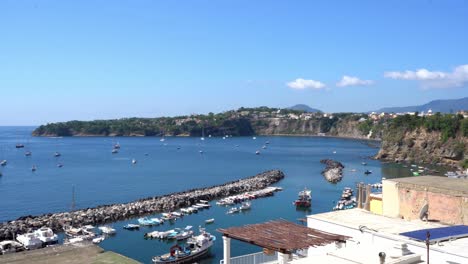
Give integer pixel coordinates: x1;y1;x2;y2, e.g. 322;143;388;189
0;126;442;264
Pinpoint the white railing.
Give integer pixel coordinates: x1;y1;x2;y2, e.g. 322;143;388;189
220;251;279;264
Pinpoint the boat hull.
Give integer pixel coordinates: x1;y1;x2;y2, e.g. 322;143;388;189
153;248;210;264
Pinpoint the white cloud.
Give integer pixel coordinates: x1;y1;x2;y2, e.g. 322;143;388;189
384;64;468;88
336;75;374;87
286;78;326;90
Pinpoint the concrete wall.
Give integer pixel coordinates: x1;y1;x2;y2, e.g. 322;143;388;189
382;180;399;218
369;195;383;215
398;187;466;225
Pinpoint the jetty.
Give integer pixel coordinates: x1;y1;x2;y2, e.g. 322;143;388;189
0;170;284;241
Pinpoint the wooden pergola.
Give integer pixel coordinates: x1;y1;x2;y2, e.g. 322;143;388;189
218;219;350;255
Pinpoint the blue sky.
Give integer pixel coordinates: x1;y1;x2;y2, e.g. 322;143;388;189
1;0;467;125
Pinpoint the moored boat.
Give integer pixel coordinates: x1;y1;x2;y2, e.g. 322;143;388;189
123;224;140;230
98;226;116;235
16;232;43;250
205;218;215;224
294;188;311;207
34;227;58;246
0;240;25;255
239;202;251;210
152;229;215;263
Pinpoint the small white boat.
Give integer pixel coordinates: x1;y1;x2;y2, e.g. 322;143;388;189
172;212;183;217
54;152;61;157
111;149;119;154
0;160;7;166
255;150;260;155
98;226;116;235
252;137;257;140
25;151;32;156
199;200;209;204
34;227;58;246
262;145;267;149
200;137;205;141
240;202;251;210
16;232;43;250
205;218;215;224
227;207;240;214
132;159;137;164
57;163;63;168
92;236;105;244
0;240;25;254
31;165;37;172
199;150;204;154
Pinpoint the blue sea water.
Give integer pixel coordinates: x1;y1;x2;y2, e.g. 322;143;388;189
0;126;418;263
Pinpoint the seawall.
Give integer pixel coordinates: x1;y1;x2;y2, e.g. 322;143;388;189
0;170;284;241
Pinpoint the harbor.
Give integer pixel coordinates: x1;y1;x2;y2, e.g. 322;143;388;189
0;127;455;263
0;170;284;241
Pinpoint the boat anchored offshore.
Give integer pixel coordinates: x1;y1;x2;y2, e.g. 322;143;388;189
123;224;140;230
152;228;215;263
294;188;311;207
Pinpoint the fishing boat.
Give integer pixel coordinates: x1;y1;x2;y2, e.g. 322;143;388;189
34;227;58;246
239;202;251;210
294;188;312;207
16;232;43;250
0;160;7;166
24;151;32;156
205;218;215;224
152;229;215;264
98;226;116;235
15;144;25;148
123;224;140;230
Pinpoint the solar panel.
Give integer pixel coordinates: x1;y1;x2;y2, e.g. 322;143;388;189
400;225;468;243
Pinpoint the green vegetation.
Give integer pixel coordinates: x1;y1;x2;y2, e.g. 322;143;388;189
386;113;465;142
461;159;468;169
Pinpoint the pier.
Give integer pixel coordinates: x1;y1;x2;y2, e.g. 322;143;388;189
0;170;284;241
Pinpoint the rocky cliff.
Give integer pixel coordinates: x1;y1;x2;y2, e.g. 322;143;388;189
253;118;379;139
375;128;467;166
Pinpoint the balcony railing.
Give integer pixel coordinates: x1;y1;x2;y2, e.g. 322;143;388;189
220;251;279;264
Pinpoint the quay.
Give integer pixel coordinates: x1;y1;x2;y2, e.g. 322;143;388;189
0;242;140;264
0;170;284;241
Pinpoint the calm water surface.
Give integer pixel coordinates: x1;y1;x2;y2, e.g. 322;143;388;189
0;127;426;263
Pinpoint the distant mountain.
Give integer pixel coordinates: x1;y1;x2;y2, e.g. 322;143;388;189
376;97;468;113
288;104;321;113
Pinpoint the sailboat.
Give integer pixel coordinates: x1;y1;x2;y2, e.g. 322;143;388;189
200;127;205;141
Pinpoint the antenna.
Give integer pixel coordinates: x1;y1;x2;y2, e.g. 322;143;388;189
71;185;76;211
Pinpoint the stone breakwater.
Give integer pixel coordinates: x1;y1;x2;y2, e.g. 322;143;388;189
320;159;344;183
0;170;285;241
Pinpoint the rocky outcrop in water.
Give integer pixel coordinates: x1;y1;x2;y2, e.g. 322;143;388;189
0;170;284;241
320;159;344;183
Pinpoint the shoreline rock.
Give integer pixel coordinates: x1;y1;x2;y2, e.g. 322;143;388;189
320;159;344;183
0;170;285;241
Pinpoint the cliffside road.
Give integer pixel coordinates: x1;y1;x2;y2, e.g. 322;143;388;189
0;170;285;241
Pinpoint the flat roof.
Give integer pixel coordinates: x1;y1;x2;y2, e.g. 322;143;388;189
218;220;349;254
385;176;468;197
308;209;468;258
